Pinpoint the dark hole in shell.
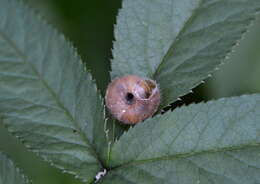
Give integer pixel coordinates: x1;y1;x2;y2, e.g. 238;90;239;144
125;92;135;104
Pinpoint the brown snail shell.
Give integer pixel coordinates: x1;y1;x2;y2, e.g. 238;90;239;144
105;75;161;124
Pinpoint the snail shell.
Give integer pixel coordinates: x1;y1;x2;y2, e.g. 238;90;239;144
105;75;160;124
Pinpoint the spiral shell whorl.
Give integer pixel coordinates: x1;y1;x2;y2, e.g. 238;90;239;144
105;75;160;124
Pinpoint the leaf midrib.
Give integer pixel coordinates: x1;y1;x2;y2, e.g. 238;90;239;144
111;142;260;170
153;0;203;78
0;30;98;159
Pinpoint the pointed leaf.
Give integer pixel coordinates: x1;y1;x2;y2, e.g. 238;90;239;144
0;0;107;182
112;0;260;108
103;94;260;183
0;152;30;184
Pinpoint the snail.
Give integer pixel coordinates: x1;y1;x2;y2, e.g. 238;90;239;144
105;75;161;124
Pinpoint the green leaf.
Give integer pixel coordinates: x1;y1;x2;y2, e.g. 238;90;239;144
0;0;107;182
101;94;260;183
0;152;30;184
111;0;260;108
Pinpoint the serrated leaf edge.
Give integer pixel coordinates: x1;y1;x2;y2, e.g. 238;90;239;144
0;152;31;184
1;0;107;183
156;7;260;110
111;93;260;169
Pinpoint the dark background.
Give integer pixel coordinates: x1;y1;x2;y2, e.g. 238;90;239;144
0;1;260;183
